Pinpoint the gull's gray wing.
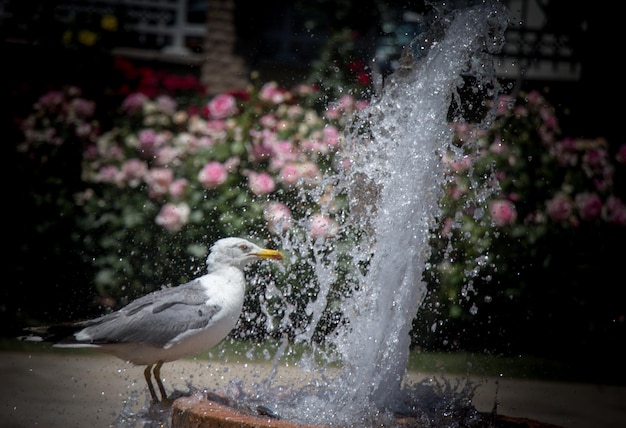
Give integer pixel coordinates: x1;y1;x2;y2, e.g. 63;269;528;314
73;279;221;348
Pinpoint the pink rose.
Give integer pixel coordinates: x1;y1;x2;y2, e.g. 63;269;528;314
154;146;180;167
155;94;177;115
489;136;507;154
308;213;339;241
96;165;120;184
263;201;293;234
248;171;275;195
582;148;607;173
70;98;96;118
121;92;149;113
604;196;626;226
545;193;573;222
260;113;278;129
575;192;602;221
37;91;64;110
206;119;228;133
198;161;228;188
223;156;241;172
278;164;301;186
259;82;288;104
553;139;578;167
169;178;188;200
138;129;158;156
208;94;237;119
323;125;341;149
495;95;513;116
121;158;147;187
616;144;626;165
145;167;174;198
155;202;190;232
298;162;321;186
488;199;517;227
269;140;296;170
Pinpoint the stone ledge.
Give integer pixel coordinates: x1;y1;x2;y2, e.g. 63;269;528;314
172;394;328;428
171;393;562;428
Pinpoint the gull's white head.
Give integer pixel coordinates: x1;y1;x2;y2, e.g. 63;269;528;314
206;237;284;271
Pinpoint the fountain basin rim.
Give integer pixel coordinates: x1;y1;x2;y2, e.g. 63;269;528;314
171;394;564;428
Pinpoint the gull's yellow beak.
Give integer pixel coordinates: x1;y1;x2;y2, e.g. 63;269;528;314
255;248;284;261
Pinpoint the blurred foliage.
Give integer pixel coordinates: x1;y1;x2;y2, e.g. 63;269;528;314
14;59;367;345
7;2;625;366
415;91;626;359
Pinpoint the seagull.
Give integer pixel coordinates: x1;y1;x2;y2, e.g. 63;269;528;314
23;237;284;402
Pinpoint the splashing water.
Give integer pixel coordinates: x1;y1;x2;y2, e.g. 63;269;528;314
246;2;508;426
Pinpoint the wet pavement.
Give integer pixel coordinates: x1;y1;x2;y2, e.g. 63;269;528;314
2;350;626;428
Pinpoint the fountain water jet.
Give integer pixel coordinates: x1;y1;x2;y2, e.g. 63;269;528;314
275;3;506;424
174;2;509;427
327;1;507;416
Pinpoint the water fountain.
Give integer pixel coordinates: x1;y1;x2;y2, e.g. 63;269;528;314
173;2;512;427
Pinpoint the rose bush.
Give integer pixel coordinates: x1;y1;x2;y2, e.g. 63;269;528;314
16;67;625;353
418;90;626;355
76;83;364;310
16;64;366;344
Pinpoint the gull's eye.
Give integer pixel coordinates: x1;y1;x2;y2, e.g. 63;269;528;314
239;244;249;252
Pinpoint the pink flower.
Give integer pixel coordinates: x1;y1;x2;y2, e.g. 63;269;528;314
286;105;304;119
324;95;357;119
198;161;228;188
308;213;339;241
155;202;190;232
259;82;289;104
206;119;228;133
145;167;174;198
448;156;473;174
155;94;177;115
575;192;602;221
260;113;278;129
278;164;301;186
263;201;293;234
37;91;64;110
553;138;578;167
169;178;188;200
582;148;607;173
298;162;321;186
208;94;237;119
616;144;626;165
248;129;277;161
495;95;513;116
603;196;626;226
70;98;96;118
526;90;544;106
120;158;147;187
323;125;341;150
269;140;297;170
488;199;517;227
154;146;181;166
545;193;573;222
75;122;94;138
489;136;507;154
121;92;149;113
96;165;120;184
223;156;241;172
248;171;275;195
138;129;158;156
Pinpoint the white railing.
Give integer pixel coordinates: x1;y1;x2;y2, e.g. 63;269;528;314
53;0;205;56
1;0;582;80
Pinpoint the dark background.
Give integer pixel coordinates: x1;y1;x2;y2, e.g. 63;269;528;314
2;0;624;383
